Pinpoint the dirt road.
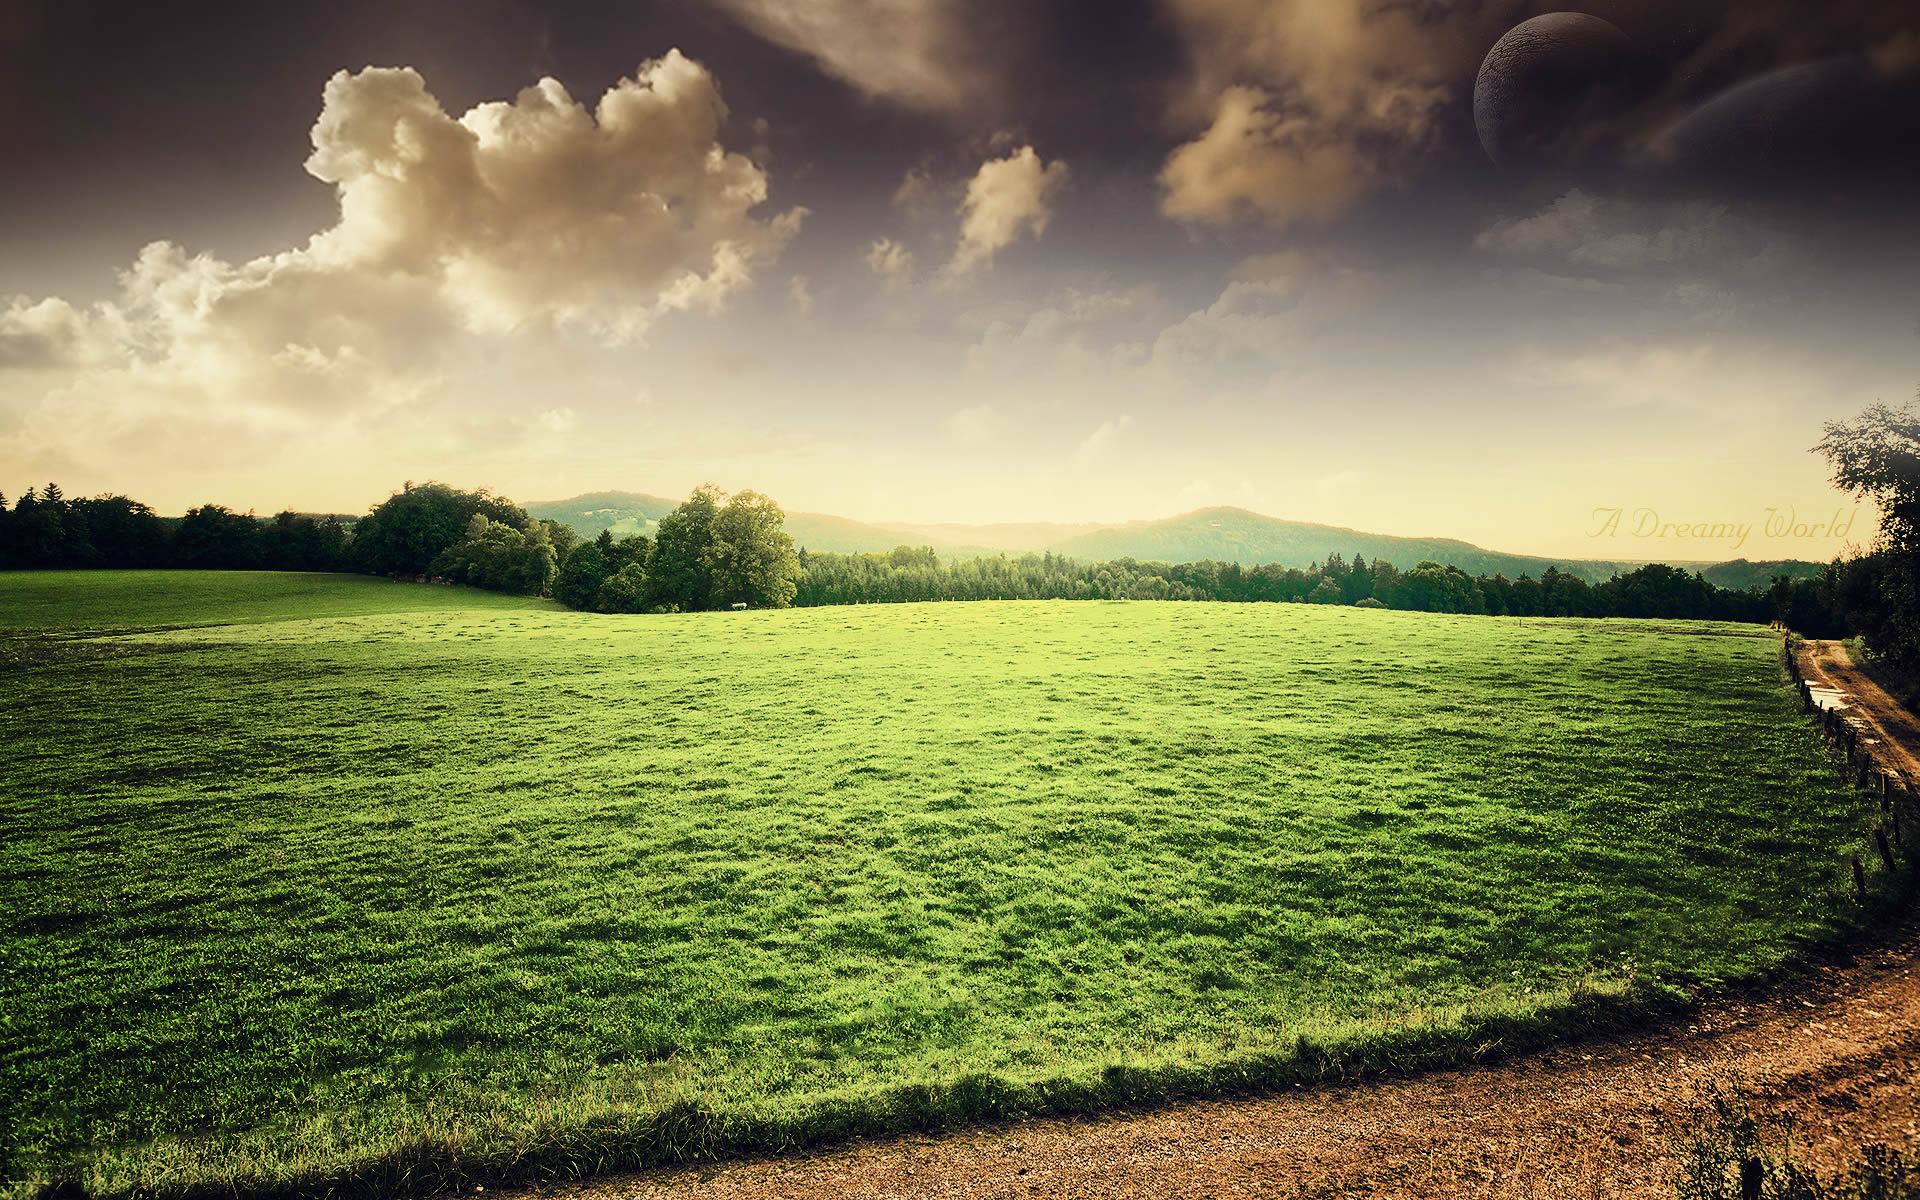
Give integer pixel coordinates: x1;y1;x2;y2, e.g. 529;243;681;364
1800;639;1920;786
505;640;1918;1200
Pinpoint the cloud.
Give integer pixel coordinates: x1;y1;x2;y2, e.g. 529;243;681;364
710;0;985;113
0;297;124;370
1071;414;1134;472
865;238;914;286
966;285;1158;373
893;166;939;219
1158;87;1369;227
0;52;801;488
787;274;814;314
307;53;804;338
945;402;1003;446
1503;340;1835;420
1151;254;1319;366
1157;0;1495;227
536;407;578;433
951;146;1069;273
1474;190;1782;272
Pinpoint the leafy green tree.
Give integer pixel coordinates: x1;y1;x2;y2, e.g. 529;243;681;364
594;562;650;613
608;535;652;570
1816;402;1920;545
647;484;724;611
555;543;613;609
1814;401;1920;672
430;515;557;596
1308;577;1344;604
539;519;579;562
706;489;800;609
1342;552;1373;603
78;495;172;568
176;504;264;569
10;484;81;566
354;482;529;577
263;511;348;572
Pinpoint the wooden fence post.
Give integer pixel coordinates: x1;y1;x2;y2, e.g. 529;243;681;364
1852;854;1868;900
1876;827;1897;873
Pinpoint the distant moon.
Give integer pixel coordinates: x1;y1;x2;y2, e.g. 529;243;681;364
1641;56;1920;181
1474;12;1634;165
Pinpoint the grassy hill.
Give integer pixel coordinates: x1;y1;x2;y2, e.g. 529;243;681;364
524;492;680;540
1045;507;1644;582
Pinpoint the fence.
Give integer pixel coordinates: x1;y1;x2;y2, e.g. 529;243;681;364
1776;623;1913;901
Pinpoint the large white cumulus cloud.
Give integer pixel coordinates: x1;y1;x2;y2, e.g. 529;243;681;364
0;51;802;487
305;50;803;336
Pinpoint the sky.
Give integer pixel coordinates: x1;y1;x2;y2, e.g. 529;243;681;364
2;0;1917;563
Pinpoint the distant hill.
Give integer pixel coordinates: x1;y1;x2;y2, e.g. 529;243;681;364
1698;558;1829;591
1042;507;1640;584
525;492;679;540
524;492;1802;586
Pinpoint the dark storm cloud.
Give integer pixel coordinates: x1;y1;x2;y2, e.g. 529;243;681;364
3;0;1916;282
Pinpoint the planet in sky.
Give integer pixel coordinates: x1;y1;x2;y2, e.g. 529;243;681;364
1474;12;1636;166
1640;55;1920;188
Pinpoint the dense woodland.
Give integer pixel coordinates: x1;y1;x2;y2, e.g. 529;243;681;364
0;477;1853;630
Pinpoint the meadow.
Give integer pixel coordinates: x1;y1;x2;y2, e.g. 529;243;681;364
0;572;1883;1198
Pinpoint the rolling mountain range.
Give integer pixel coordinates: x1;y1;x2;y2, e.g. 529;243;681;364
525;492;1825;588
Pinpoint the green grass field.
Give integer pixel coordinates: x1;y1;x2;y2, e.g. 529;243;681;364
0;572;1884;1198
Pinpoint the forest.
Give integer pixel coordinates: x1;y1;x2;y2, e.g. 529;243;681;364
0;477;1850;631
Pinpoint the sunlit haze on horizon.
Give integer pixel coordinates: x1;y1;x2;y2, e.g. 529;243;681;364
2;0;1917;562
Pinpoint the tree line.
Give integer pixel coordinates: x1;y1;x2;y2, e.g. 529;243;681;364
0;477;1856;630
792;542;1839;626
0;485;353;572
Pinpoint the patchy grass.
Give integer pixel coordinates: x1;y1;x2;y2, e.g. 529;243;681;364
1672;1080;1920;1198
0;570;559;633
0;574;1885;1198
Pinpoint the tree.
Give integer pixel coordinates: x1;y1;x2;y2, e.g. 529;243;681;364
594;562;650;613
555;543;613;610
706;490;800;609
608;534;652;570
539;519;579;561
430;514;557;596
10;484;76;567
1342;552;1373;603
1814;400;1920;672
176;505;264;569
1815;402;1920;546
1307;577;1344;604
353;482;529;577
647;484;724;611
77;495;171;568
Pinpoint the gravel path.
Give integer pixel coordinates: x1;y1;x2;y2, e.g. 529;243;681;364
497;638;1918;1199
